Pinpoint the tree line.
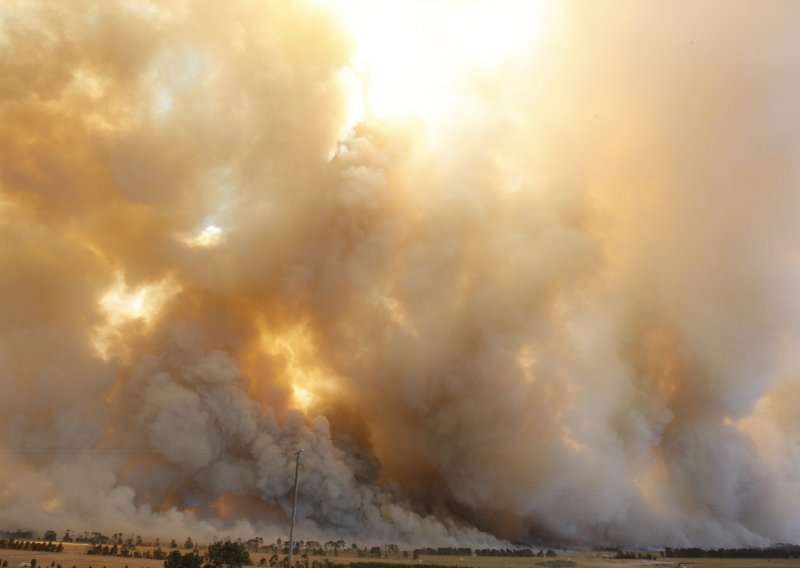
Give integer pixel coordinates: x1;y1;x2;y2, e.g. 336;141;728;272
3;527;564;564
0;539;63;552
665;545;800;559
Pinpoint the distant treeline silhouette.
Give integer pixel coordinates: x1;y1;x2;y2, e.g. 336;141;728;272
0;539;63;553
412;547;555;558
86;544;165;559
665;546;800;559
613;552;657;560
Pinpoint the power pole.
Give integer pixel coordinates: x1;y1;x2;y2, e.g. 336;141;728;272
287;449;303;568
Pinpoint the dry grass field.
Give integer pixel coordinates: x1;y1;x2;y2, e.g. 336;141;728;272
0;544;162;568
3;546;800;568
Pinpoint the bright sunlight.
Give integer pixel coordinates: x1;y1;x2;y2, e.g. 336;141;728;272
332;0;553;133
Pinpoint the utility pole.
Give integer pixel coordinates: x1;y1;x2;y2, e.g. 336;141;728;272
287;449;302;568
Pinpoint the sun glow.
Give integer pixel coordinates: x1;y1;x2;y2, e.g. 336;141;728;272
292;383;315;413
332;0;553;132
259;325;337;414
181;224;225;248
93;274;181;359
42;496;62;513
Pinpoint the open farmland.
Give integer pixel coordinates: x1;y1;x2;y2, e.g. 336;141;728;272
0;544;163;568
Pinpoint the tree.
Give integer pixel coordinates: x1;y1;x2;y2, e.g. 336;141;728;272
206;541;251;568
170;540;178;549
164;551;202;568
164;550;183;568
43;531;57;542
184;538;194;550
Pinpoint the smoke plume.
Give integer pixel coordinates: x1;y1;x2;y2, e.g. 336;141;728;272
1;0;800;548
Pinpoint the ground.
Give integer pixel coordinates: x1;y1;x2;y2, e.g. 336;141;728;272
2;545;800;568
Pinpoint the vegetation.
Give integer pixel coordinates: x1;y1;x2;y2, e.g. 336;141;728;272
86;543;162;559
613;551;656;560
413;547;475;557
206;541;251;568
665;545;800;558
0;539;63;552
164;550;202;568
12;526;800;568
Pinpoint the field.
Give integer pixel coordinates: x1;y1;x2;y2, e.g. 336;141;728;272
2;545;800;568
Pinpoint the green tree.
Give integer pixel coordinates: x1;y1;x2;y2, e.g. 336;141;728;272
206;541;251;568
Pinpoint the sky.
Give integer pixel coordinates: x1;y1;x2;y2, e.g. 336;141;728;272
1;0;800;548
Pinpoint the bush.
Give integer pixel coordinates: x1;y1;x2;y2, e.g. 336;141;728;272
164;551;202;568
206;542;251;568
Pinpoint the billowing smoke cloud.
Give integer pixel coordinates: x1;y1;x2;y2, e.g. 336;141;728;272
2;0;800;548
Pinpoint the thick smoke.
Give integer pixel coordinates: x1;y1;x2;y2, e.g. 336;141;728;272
1;0;800;548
